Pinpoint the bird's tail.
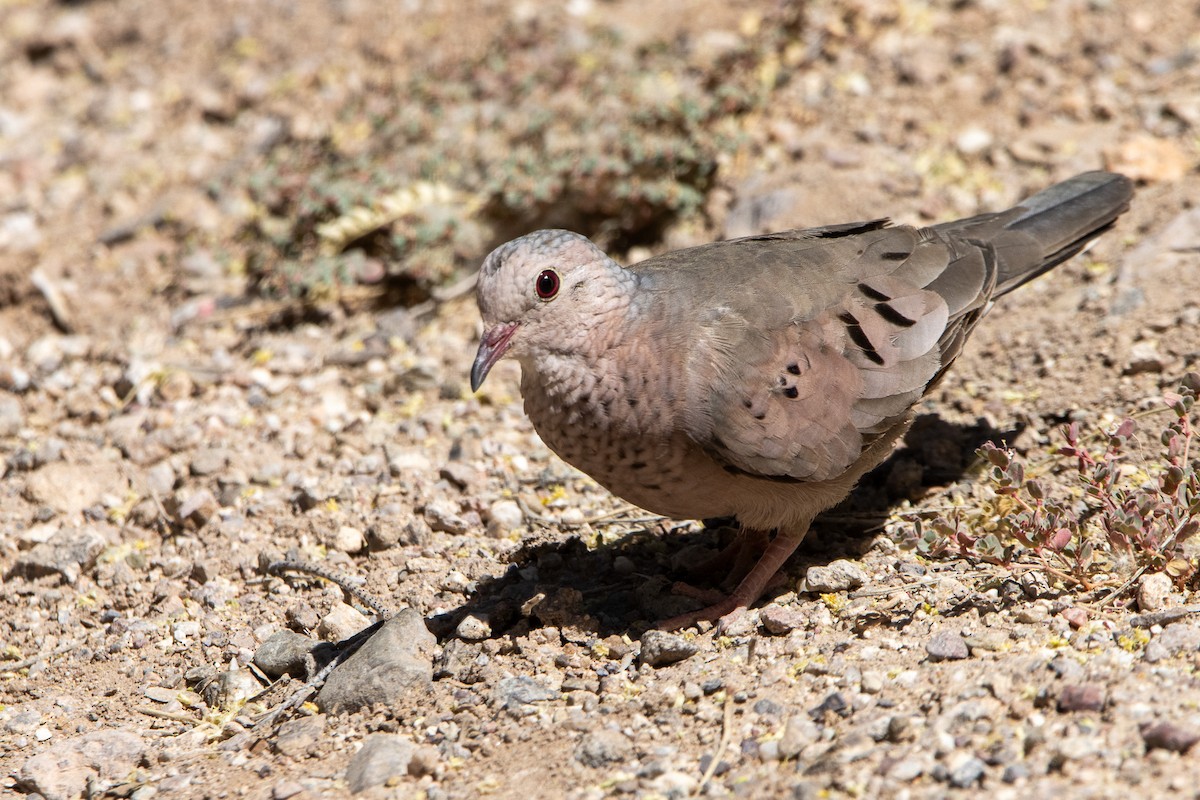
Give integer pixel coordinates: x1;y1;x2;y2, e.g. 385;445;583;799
935;171;1134;297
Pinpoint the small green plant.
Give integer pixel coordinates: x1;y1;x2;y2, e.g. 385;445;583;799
221;6;814;298
899;376;1200;593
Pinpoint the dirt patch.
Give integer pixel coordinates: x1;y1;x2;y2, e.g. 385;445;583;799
2;1;1200;798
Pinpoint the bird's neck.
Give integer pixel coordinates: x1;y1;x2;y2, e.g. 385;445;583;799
518;270;678;434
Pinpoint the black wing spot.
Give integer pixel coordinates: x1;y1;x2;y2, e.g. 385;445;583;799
630;461;647;469
857;283;889;301
839;311;885;365
627;396;639;408
753;412;766;420
743;398;753;408
784;386;799;399
875;301;917;328
786;363;801;375
880;251;911;261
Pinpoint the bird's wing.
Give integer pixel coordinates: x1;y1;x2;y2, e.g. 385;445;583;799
655;222;998;482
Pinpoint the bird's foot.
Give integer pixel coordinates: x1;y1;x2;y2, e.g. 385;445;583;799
655;596;743;633
656;530;808;633
668;582;728;606
684;527;770;585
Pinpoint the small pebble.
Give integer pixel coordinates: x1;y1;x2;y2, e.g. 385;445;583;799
639;630;699;667
317;602;370;643
455;613;492;641
760;604;807;635
1137;572;1174;612
1057;684;1105;713
486;499;524;537
574;729;632;767
345;734;415;794
926;631;969;661
328;525;366;554
804;559;867;593
1141;721;1200;753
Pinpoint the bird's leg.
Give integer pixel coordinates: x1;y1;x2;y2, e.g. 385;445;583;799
657;523;810;632
683;527;771;585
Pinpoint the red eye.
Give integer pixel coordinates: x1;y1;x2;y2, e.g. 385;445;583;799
535;269;560;300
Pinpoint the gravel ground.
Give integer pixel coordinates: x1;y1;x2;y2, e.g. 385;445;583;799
2;1;1200;798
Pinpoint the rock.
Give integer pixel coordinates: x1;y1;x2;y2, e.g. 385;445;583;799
22;461;126;516
14;524;111;583
318;602;371;643
328;525;366;554
955;126;993;156
16;729;147;800
1105;134;1192;183
201;664;263;709
439;461;480;490
491;676;557;712
254;631;323;679
1141;721;1200;753
316;610;435;713
365;522;402;551
486;499;525;537
455;613;492;641
424;498;470;534
345;733;415;793
639;630;699;667
1124;341;1166;375
1137;572;1174;612
947;753;986;788
926;631;970;662
760;604;808;635
144;461;178;496
274;714;327;758
190;447;230;476
0;394;23;436
804;559;867;593
387;447;432;474
271;780;307;800
1057;684;1105;713
174;488;219;529
778;715;820;759
808;692;850;721
1152;621;1200;659
404;745;439;778
1060;606;1089;629
574;728;633;767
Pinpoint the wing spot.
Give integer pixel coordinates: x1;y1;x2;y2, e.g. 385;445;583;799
630;461;647;469
875;301;917;328
857;283;889;301
786;363;801;375
784;386;799;399
839;311;885;365
880;251;911;261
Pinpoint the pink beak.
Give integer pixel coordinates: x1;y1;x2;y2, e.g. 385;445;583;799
470;323;518;391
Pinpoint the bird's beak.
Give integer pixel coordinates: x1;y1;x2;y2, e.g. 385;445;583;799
470;323;519;392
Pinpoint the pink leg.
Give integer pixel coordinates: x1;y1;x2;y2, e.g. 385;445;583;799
684;527;770;585
657;528;807;632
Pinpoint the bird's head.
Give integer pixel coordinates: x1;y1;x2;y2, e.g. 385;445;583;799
471;229;619;391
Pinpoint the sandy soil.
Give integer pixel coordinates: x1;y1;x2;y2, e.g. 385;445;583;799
2;1;1200;798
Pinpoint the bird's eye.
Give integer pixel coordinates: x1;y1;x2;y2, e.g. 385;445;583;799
535;269;560;300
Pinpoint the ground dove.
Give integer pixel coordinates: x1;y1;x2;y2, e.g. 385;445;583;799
471;171;1133;630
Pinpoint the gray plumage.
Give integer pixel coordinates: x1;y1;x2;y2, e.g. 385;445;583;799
471;171;1133;629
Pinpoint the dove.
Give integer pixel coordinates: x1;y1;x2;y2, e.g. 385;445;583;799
470;171;1133;630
